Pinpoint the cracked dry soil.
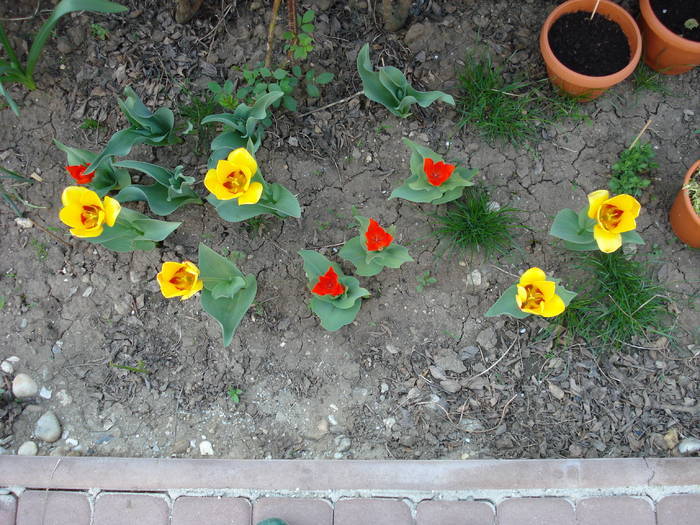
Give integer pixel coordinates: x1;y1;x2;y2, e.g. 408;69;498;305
0;0;698;461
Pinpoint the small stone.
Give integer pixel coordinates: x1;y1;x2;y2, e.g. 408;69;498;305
683;109;695;122
6;356;19;363
35;411;62;443
678;437;700;455
548;382;565;400
383;417;396;430
17;441;38;456
170;439;190;455
476;327;497;350
385;343;399;354
287;137;299;147
459;346;479;361
434;349;467;373
335;436;351;452
487;201;501;212
440;379;461;393
199;440;214;456
1;361;14;374
12;373;38;398
380;383;389;394
14;217;33;228
622;243;638;255
65;438;79;449
466;269;482;286
39;387;52;399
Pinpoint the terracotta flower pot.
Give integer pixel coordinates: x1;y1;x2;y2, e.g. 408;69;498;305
639;0;700;75
669;160;700;248
539;0;642;101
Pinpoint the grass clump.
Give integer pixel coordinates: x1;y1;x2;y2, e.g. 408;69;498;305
429;184;522;258
632;63;669;95
553;252;670;351
456;54;585;145
609;142;657;197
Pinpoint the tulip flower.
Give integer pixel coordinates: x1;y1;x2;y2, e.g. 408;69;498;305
515;267;566;318
587;190;641;253
204;148;263;204
364;218;394;251
157;261;204;300
423;157;456;186
59;186;121;238
311;266;346;297
65;164;94;184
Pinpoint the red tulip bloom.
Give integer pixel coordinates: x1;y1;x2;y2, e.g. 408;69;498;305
311;266;346;297
423;158;455;186
65;164;94;184
365;218;393;251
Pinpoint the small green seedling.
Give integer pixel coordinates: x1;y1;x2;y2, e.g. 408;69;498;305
416;270;437;292
90;23;110;40
683;168;700;215
685;18;699;30
109;360;150;374
227;387;243;403
609;142;657;197
283;10;316;60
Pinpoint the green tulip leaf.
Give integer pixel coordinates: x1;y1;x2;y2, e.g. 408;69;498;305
550;208;596;244
485;284;530;318
309;296;363;331
201;275;257;347
198;243;245;285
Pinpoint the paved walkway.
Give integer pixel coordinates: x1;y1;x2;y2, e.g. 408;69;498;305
0;457;699;524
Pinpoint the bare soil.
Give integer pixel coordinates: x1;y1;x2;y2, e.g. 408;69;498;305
0;0;698;461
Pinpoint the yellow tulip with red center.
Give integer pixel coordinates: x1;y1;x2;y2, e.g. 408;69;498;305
515;267;565;318
156;261;204;300
204;148;263;204
59;186;121;238
587;190;641;253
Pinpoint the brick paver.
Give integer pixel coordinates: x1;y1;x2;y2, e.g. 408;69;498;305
576;496;655;525
657;494;700;525
252;497;332;525
16;490;90;525
416;500;495;524
334;498;413;525
0;495;16;525
172;496;251;525
94;493;169;525
497;497;575;525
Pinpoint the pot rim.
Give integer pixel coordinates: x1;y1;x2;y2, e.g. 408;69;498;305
640;0;700;52
680;159;700;223
540;0;642;88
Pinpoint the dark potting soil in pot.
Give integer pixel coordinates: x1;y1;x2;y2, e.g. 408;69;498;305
651;0;700;42
548;11;630;76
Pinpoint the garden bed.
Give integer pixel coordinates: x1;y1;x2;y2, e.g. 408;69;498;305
0;0;698;461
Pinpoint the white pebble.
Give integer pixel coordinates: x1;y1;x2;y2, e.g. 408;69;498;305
6;356;20;363
199;440;214;456
14;217;33;229
39;387;52;399
65;438;79;449
678;437;700;455
17;441;38;456
0;361;14;374
12;373;38;398
34;411;62;443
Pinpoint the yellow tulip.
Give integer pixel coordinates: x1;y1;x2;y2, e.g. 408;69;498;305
587;190;641;253
58;186;121;238
515;267;565;318
157;261;204;300
204;148;263;204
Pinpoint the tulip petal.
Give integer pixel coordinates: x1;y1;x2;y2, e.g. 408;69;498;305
593;224;622;253
70;225;103;238
61;186;87;207
519;267;547;285
59;205;85;229
612;213;637;233
587;190;610;219
534;280;556;301
102;196;121;227
237;182;263;205
227;148;258;176
215;159;237;180
606;194;641;214
180;278;204;300
540;293;566;317
515;284;527;308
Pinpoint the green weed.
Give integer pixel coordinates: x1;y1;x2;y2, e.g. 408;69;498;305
283;10;316;60
609;142;657;197
90;23;109;40
80;118;102;130
227;387;242;403
416;270;437;292
429;185;523;258
178;87;218;152
30;238;48;260
552;252;671;351
633;63;669;95
456;54;586;145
